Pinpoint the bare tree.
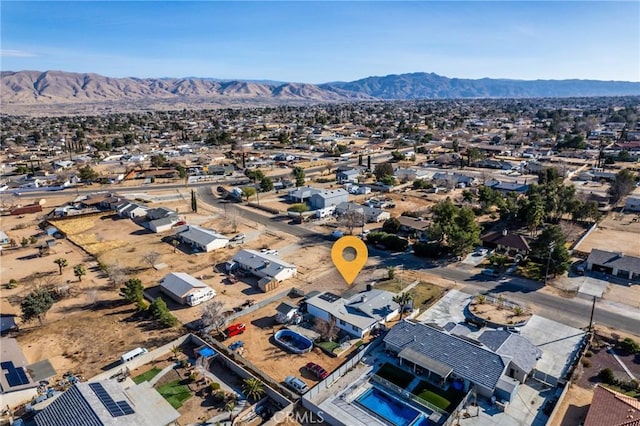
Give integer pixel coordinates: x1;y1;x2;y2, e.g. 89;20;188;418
142;251;160;268
338;210;365;235
313;318;339;342
107;264;126;288
201;300;228;334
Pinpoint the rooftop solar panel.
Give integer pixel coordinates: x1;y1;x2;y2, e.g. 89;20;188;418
89;382;135;417
2;361;30;387
319;292;340;303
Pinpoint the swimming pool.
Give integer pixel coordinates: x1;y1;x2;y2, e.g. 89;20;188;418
356;387;421;426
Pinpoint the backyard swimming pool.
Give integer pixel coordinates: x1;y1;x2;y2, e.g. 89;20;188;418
274;329;313;354
356;387;424;426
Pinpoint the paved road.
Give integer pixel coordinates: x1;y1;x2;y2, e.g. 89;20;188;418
195;187;640;335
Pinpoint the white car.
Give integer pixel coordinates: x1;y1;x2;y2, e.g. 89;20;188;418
260;248;278;256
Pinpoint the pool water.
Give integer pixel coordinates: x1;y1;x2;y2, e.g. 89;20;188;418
356;387;421;426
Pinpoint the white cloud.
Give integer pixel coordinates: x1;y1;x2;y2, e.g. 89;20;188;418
0;49;36;58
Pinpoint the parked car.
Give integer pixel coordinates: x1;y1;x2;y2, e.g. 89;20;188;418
231;233;245;242
284;376;309;394
473;248;489;256
481;268;500;277
260;248;278;256
222;323;246;338
305;362;329;380
502;326;521;334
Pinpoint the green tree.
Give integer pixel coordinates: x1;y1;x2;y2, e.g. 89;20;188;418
259;176;274;192
78;165;98;182
382;217;401;234
373;163;395;181
175;164;187;179
54;257;68;275
531;225;571;277
390;151;405;162
428;199;480;256
244;169;265;181
608;169;636;204
73;264;87;282
242;378;265;402
120;278;145;305
241;187;256;202
21;288;55;325
387;266;396;280
150;154;167;168
292;167;306;187
392;292;414;320
149;297;178;327
191;189;198;212
20;237;29;247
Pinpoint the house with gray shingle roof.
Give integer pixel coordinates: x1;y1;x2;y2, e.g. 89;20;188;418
384;321;521;400
478;330;542;383
178;225;229;252
229;249;297;283
586;249;640;280
305;290;399;338
309;189;349;210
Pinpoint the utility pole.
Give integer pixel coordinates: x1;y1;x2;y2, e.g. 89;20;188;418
544;241;555;286
589;295;597;332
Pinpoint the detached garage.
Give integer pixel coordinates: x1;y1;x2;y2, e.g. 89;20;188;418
160;272;216;306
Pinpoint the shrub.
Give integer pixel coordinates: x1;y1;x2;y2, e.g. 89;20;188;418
581;359;591;368
598;368;616;385
210;382;221;391
7;279;18;289
585;351;593;358
620;338;640;354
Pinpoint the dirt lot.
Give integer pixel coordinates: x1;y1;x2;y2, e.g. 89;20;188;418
221;300;359;388
575;211;640;257
548;384;592;426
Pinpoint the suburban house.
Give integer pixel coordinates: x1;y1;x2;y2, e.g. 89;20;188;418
397;216;430;235
334;202;390;223
309;189;349;210
477;329;542;383
395;167;433;182
228;249;297;283
0;338;40;408
159;272;216;306
383;321;524;402
485;180;530;195
144;207;180;233
203;164;234;176
116;202;148;219
304;290;400;339
586;249;640;280
287;187;321;203
336;169;361;184
584;385;640;426
33;379;180;426
433;172;476;188
481;230;530;255
178;225;229;252
624;188;640;212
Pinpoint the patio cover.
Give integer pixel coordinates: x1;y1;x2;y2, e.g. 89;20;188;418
398;347;453;379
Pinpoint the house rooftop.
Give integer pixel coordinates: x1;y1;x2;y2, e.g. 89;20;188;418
384;321;510;391
160;272;209;298
584;385;640;426
587;249;640;275
179;225;228;246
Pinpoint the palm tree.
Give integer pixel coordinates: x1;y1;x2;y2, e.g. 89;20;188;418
392;292;414;320
170;345;181;361
54;258;68;275
242;377;265;402
171;239;180;253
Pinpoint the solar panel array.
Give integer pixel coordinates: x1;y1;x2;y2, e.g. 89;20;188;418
319;292;341;303
1;361;30;387
88;382;135;417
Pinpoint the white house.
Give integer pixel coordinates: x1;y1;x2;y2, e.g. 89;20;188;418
305;290;400;338
159;272;216;306
178;225;229;252
117;202;148;218
228;249;297;282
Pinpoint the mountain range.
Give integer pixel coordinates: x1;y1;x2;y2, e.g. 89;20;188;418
2;70;639;110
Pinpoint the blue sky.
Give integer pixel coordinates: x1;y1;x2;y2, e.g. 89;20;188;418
2;1;639;83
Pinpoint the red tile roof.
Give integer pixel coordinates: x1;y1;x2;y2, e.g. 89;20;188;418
584;385;640;426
